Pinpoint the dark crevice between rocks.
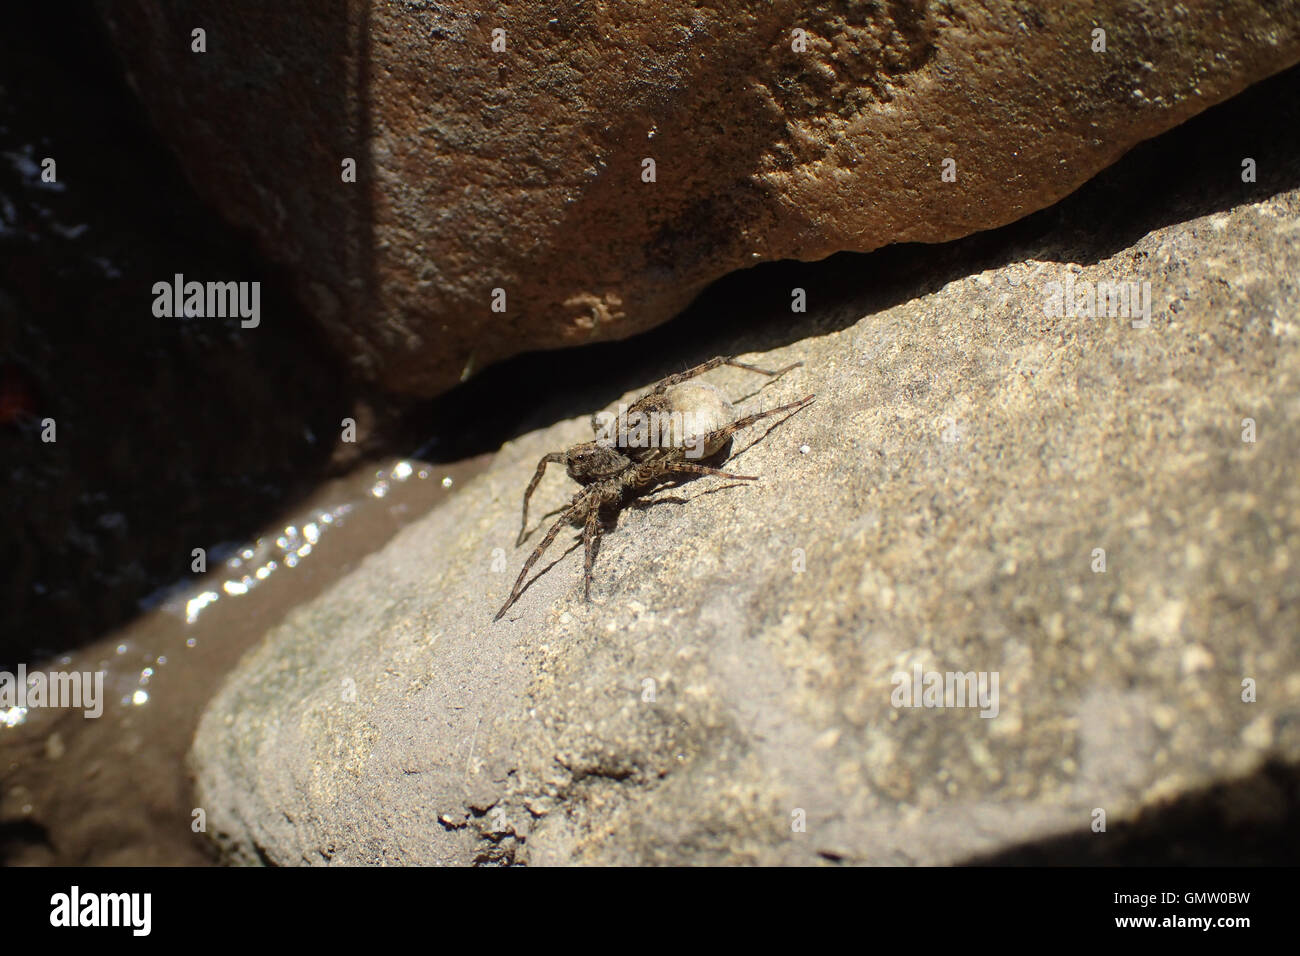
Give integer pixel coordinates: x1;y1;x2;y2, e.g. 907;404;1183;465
961;759;1300;866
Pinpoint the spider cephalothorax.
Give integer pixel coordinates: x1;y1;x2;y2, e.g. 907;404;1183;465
495;355;813;620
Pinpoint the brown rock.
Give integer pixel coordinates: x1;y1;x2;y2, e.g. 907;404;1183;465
99;0;1300;396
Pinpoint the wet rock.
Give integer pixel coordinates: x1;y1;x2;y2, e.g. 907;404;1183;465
99;0;1300;396
192;179;1300;865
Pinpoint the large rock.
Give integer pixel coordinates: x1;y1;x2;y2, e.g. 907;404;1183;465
192;172;1300;864
99;0;1300;396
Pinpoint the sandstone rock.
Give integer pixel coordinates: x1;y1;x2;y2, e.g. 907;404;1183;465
191;172;1300;864
100;0;1300;396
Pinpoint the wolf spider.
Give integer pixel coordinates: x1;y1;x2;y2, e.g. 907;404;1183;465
494;355;814;620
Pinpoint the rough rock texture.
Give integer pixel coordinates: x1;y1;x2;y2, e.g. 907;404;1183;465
99;0;1300;396
192;177;1300;865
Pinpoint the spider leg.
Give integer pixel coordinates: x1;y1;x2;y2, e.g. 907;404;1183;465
695;393;814;447
517;452;567;546
581;506;604;602
497;493;587;620
651;355;804;393
669;462;759;481
722;357;804;379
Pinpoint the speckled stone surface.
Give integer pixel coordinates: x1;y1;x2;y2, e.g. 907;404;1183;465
193;178;1300;864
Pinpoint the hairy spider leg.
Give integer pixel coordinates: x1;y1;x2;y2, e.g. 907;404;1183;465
692;393;815;451
497;490;589;620
582;506;603;601
517;451;568;546
638;395;813;486
666;463;759;481
649;355;803;393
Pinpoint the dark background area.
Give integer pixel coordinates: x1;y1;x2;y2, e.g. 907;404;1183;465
1;2;354;665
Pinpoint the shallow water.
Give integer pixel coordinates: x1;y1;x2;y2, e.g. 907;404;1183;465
0;452;487;865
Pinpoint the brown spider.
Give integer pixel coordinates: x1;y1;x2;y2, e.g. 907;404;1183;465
495;355;814;620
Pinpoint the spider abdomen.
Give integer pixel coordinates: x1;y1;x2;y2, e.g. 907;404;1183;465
619;381;734;462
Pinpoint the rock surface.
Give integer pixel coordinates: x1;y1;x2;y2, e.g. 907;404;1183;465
99;0;1300;396
192;174;1300;864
